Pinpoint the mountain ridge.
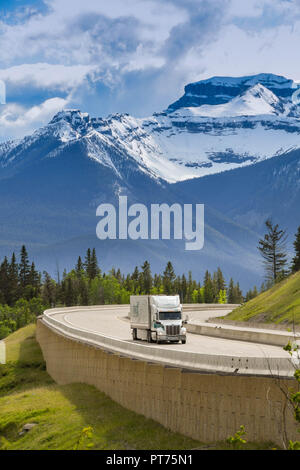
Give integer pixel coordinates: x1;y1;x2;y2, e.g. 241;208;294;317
0;73;299;289
2;72;300;183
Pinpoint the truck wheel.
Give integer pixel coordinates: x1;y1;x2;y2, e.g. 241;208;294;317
182;339;186;345
132;329;137;340
147;331;152;343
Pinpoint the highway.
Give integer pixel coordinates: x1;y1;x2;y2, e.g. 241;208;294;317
40;305;298;377
56;306;289;357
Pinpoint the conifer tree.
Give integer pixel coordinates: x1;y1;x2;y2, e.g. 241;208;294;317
131;266;140;293
291;226;300;273
75;256;84;278
90;248;100;279
141;261;152;294
233;282;243;304
84;248;92;278
258;219;287;283
227;278;235;304
163;261;176;295
8;253;19;305
78;278;89;305
65;277;75;307
204;271;215;303
19;245;31;289
181;274;187;303
0;257;10;304
42;272;56;306
215;267;226;292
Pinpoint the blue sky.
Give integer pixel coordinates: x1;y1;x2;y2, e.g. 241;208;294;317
0;0;300;140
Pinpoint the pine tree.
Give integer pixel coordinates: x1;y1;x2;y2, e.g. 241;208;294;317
19;245;31;289
258;219;288;283
227;278;235;303
90;248;100;279
78;278;89;305
8;253;19;305
75;256;84;278
141;261;152;294
29;262;40;287
181;274;187;303
84;248;92;278
27;262;41;299
65;277;75;307
0;257;10;304
204;271;215;303
163;261;176;295
186;271;195;303
131;266;140;293
291;226;300;273
42;272;56;306
233;282;243;304
215;267;226;292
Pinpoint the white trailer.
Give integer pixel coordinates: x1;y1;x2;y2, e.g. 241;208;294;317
130;295;187;344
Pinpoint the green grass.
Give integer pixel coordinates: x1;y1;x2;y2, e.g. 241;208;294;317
226;272;300;325
0;325;203;450
0;325;277;450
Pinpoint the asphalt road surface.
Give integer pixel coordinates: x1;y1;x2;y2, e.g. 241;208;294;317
52;305;291;359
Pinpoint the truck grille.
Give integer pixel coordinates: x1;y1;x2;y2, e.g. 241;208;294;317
166;325;180;336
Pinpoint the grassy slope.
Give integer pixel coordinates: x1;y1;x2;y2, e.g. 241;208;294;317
0;325;202;450
226;272;300;324
0;325;275;450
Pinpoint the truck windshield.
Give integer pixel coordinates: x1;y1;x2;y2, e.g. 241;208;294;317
159;312;181;321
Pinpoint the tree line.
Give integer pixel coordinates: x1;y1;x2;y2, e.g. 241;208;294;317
0;246;246;339
258;220;300;284
0;222;299;339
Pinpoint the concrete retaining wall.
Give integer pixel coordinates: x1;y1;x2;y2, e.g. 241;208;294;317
36;320;299;447
208;317;300;333
187;322;300;348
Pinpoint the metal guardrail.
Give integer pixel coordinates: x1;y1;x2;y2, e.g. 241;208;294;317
40;307;297;378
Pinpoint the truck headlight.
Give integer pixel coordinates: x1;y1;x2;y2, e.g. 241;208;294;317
158;329;164;335
181;327;186;334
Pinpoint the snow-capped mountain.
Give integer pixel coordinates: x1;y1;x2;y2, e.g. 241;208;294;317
0;73;299;289
1;73;300;184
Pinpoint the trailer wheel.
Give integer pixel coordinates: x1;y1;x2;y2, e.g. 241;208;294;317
132;328;137;340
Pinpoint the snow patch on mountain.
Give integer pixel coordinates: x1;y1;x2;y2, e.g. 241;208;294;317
182;84;282;117
1;73;300;183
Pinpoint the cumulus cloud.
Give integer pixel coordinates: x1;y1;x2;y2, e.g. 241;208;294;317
0;97;68;141
0;0;300;140
0;63;97;91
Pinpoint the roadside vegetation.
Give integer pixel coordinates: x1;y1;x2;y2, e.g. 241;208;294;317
225;222;300;325
225;271;300;324
0;222;299;340
0;325;276;450
0;325;202;450
0;246;244;340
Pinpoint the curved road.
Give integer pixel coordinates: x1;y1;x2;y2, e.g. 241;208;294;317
49;305;292;359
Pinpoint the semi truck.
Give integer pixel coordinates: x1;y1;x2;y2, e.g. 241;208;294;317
130;295;187;344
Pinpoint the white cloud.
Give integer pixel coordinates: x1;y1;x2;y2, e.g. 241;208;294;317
0;63;97;91
0;97;68;141
198;22;300;81
0;0;300;142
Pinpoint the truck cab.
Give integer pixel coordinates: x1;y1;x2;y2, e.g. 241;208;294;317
130;295;187;344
